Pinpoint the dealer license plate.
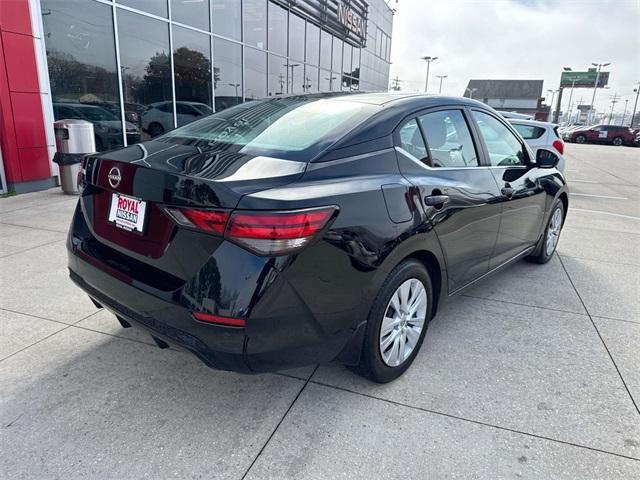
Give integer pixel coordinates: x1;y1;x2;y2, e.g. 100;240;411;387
108;193;147;233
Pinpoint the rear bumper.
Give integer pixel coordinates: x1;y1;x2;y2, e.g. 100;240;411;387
67;234;362;373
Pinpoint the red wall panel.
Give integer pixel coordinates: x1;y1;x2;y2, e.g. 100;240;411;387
18;146;50;181
3;31;39;93
0;0;32;35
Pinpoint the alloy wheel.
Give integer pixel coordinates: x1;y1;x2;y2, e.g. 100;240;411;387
545;208;563;256
379;278;427;367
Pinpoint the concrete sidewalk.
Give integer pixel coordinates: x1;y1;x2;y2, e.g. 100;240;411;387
1;144;639;479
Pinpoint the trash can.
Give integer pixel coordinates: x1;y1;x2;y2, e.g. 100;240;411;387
53;119;96;194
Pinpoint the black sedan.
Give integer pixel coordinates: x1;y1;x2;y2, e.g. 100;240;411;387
67;93;568;383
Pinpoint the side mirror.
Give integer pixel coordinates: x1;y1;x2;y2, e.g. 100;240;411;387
536;148;559;168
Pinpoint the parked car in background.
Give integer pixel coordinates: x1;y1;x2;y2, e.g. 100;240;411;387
53;102;140;151
68;93;568;383
564;124;637;146
508;119;566;171
141;101;213;138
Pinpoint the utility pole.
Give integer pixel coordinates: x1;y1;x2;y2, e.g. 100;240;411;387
436;74;448;94
420;56;438;93
547;89;556;120
631;82;640;128
565;78;576;124
620;99;629;126
608;92;619;124
465;87;478;99
589;62;610;125
390;76;402;91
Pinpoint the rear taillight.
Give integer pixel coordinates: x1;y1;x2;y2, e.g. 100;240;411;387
164;206;337;255
552;139;564;155
192;312;246;327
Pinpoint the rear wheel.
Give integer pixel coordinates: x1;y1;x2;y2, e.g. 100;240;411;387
612;136;623;146
526;200;564;264
355;260;433;383
148;122;164;138
575;134;586;144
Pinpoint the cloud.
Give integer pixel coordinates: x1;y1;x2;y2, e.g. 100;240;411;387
388;0;640;114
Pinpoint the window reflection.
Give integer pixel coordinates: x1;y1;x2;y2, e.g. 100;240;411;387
288;14;305;62
173;26;212;126
213;37;242;111
319;70;335;92
244;47;267;100
268;2;287;56
243;0;267;49
212;0;241;40
305;22;319;65
42;0;131;151
117;10;173;140
288;60;304;94
332;37;342;74
320;30;332;70
304;65;318;93
170;0;209;31
117;0;167;18
268;54;288;96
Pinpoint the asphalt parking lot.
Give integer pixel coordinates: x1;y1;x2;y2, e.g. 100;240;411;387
1;143;639;479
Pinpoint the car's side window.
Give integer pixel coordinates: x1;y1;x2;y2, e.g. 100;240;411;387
417;110;478;167
398;119;428;162
472;111;527;167
512;123;545;140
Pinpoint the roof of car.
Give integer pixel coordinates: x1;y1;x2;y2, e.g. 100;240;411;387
507;118;557;129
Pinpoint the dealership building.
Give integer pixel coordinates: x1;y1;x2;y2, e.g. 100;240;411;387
0;0;394;193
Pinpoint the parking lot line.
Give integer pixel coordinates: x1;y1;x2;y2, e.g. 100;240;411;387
570;193;628;200
571;208;640;221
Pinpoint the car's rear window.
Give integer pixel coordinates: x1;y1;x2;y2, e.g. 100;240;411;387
512;123;546;140
161;97;379;160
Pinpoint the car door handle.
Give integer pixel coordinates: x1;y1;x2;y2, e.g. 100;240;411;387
501;187;515;198
424;195;450;207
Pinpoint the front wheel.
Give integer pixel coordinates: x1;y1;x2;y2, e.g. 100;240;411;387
526;200;564;264
355;260;433;383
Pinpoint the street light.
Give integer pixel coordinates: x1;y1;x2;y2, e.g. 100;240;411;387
589;62;611;125
436;74;448;94
621;99;629;126
465;87;478;99
420;56;438;93
631;82;640;128
547;89;558;120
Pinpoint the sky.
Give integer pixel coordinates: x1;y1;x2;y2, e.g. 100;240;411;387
388;0;640;115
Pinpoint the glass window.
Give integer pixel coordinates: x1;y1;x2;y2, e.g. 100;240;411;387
170;0;209;31
319;70;334;92
472;111;525;166
512;123;545;140
351;48;360;79
268;54;287;97
398;119;427;161
163;97;380;160
304;65;318;93
342;75;351;91
319;30;332;70
289;14;305;62
305;22;319;65
118;0;168;17
418;110;478;168
244;47;267;100
42;0;127;151
332;37;342;73
342;43;352;75
173;26;212;127
212;0;241;40
117;10;173;140
288;60;304;94
243;0;267;49
376;28;383;57
213;37;242;111
268;2;287;56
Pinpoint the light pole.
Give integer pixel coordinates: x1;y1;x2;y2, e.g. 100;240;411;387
589;62;610;125
631;82;640;128
420;56;438;93
621;99;629;126
608;92;619;124
228;83;240;99
563;67;576;125
465;87;478;99
547;89;558;120
436;74;448;94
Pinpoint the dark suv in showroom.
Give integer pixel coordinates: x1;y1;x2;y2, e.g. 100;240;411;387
564;124;637;146
67;93;568;383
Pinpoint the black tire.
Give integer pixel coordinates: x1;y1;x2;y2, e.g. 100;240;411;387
355;259;433;383
148;122;164;138
575;134;586;144
526;200;564;264
612;136;623;146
